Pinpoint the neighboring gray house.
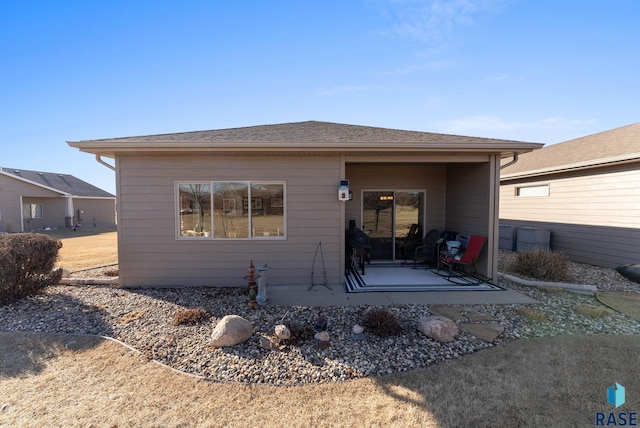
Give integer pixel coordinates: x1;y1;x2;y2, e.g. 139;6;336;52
0;167;116;232
500;122;640;268
68;121;541;288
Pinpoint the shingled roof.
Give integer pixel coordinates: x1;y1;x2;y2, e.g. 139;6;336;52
502;122;640;178
0;167;115;198
68;121;542;157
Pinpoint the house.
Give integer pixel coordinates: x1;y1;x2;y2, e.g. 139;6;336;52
500;122;640;268
67;121;541;288
0;167;116;233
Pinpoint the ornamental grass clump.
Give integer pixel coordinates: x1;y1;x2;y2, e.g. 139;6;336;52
172;308;211;326
518;306;547;321
360;308;403;337
575;304;612;319
512;249;573;282
0;233;63;304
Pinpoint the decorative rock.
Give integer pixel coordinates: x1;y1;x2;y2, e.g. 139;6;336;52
274;324;291;340
314;331;330;341
352;324;364;334
211;315;254;347
352;333;366;341
259;336;278;349
417;315;459;342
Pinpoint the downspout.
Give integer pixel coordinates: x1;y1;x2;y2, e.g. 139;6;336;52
500;153;519;170
96;155;116;171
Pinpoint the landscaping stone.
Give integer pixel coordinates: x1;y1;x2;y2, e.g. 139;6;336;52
460;322;505;342
274;324;290;340
417;315;459;342
428;305;465;321
211;315;254;347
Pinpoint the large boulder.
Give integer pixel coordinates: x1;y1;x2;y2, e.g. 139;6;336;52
417;315;459;342
211;315;254;347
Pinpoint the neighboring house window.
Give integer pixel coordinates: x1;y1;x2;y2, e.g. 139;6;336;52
176;181;285;239
23;203;43;219
516;184;550;197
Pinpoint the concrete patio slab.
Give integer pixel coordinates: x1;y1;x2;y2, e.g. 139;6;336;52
266;284;537;307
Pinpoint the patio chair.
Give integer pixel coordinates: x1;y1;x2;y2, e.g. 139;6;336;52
412;229;440;268
346;220;371;275
436;235;486;284
398;223;423;262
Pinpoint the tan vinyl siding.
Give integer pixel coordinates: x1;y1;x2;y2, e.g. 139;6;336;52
73;198;116;226
501;164;640;228
0;175;64;231
445;163;492;277
116;154;342;287
500;162;640;268
345;163;446;232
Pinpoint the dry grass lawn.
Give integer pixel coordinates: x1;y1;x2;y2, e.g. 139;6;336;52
3;228;640;426
1;332;639;427
41;227;118;272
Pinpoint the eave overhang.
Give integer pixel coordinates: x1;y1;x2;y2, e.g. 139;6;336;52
501;152;640;181
67;140;543;159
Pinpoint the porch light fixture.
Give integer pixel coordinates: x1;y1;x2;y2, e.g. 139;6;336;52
338;180;352;201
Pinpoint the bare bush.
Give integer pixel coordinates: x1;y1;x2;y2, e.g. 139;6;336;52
0;233;63;304
511;249;573;282
360;308;403;337
171;308;211;326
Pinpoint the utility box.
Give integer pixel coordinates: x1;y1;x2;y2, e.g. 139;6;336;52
516;227;550;252
499;225;517;251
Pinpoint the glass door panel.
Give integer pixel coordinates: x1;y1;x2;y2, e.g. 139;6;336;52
362;191;394;260
395;191;424;239
362;190;425;261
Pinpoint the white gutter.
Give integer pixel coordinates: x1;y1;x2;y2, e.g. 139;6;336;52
95;155;116;171
500;154;519;170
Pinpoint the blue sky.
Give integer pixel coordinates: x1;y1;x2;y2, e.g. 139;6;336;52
2;0;639;195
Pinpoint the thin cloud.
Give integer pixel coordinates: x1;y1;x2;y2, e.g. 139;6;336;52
375;0;507;46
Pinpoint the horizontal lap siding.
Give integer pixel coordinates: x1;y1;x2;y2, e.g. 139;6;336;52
499;219;640;268
500;165;640;228
0;176;61;232
117;154;341;287
74;199;116;226
345;164;446;231
445;163;492;277
500;163;640;268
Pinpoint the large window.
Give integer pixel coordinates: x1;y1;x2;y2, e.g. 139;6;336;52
177;181;285;239
23;203;43;219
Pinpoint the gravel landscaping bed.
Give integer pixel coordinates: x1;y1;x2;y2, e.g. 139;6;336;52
2;252;639;385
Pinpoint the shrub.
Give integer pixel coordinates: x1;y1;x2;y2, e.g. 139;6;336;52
104;268;119;277
0;233;63;304
511;249;573;282
172;307;211;326
360;308;403;337
287;321;311;345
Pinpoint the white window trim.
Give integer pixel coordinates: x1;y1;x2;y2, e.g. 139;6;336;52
175;181;286;240
515;184;550;197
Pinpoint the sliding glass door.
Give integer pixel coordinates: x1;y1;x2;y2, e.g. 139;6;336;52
362;190;425;261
